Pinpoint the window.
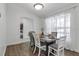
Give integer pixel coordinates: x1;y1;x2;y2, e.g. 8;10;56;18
45;13;70;41
57;14;70;39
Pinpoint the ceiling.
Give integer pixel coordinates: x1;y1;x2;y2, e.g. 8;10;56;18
16;3;76;18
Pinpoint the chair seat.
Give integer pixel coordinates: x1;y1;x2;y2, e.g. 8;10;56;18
40;45;46;51
36;45;46;51
49;43;64;50
49;44;58;49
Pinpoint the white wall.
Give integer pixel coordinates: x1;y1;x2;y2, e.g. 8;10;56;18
74;6;79;52
22;17;34;40
0;4;7;56
6;4;42;45
68;5;79;52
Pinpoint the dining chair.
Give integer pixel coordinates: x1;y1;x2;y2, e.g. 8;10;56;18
48;36;66;56
28;31;35;54
32;32;46;56
49;32;57;39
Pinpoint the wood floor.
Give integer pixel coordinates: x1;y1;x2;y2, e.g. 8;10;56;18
5;42;79;56
64;49;79;56
5;42;32;56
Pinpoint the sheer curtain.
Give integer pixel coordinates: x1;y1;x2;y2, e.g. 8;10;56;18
45;12;71;49
45;18;52;34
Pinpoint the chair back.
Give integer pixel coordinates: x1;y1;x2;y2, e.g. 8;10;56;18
51;32;57;39
56;36;66;49
32;32;40;47
28;31;35;46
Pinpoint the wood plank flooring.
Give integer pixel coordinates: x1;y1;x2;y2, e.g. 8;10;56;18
5;42;32;56
64;49;79;56
5;42;79;56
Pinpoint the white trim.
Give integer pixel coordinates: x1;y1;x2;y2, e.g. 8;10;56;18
3;46;7;56
6;38;30;46
0;45;7;56
65;47;79;53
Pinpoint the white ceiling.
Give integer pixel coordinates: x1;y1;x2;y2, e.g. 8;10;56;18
16;3;75;18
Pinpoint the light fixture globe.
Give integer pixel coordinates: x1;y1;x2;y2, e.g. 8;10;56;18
34;3;44;10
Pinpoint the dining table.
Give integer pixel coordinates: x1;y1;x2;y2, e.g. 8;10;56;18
40;37;56;56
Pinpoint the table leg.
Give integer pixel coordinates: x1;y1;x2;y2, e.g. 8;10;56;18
46;44;48;56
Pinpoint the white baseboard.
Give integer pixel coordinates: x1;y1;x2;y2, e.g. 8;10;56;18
3;46;7;56
0;45;7;56
65;47;79;53
74;49;79;53
6;39;30;46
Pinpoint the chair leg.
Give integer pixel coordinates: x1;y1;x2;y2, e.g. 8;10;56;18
48;47;50;56
33;46;36;54
62;49;64;56
38;48;41;56
57;50;59;56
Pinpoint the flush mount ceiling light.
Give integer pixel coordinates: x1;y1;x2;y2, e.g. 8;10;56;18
34;3;44;10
